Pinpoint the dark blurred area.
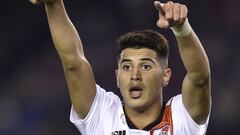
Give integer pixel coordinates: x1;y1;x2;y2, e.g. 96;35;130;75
0;0;240;134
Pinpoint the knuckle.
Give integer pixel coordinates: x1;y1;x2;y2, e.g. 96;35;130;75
182;5;188;11
174;3;181;7
167;1;174;4
174;4;180;12
166;1;173;8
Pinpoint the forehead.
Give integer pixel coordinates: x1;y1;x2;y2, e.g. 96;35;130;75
119;48;158;61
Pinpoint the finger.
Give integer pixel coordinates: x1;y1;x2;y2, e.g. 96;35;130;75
154;1;169;28
180;5;188;24
173;3;180;23
154;1;165;16
165;1;174;21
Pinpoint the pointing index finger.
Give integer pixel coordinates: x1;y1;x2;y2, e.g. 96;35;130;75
154;1;165;15
154;1;169;28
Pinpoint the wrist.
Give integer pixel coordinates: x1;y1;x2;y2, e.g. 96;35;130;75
171;19;192;37
44;0;63;10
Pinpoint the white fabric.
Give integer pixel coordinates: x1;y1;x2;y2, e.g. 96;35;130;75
171;95;210;135
171;19;193;37
70;85;210;135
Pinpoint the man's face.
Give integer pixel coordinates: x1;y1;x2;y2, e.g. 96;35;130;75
116;48;171;111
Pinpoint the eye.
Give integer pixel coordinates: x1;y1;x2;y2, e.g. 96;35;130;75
122;65;131;71
142;64;151;70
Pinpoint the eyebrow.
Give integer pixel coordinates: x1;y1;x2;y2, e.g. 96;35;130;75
120;58;156;65
120;59;131;64
140;58;156;65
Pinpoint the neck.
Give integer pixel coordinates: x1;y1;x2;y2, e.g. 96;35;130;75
124;99;163;129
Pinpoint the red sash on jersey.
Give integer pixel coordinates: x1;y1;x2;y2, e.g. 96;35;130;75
149;102;173;135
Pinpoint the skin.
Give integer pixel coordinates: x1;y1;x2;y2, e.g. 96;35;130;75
116;48;171;129
155;1;211;125
30;0;211;130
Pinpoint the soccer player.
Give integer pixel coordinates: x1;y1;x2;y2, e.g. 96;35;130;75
30;0;211;134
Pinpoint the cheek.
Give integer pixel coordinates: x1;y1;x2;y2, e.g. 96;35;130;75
144;72;163;89
144;74;163;100
119;73;128;84
118;74;129;91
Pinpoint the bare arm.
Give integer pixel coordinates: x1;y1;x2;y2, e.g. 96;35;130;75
176;31;211;124
155;1;211;124
30;0;96;118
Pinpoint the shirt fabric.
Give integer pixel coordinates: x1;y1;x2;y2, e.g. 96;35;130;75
70;85;210;135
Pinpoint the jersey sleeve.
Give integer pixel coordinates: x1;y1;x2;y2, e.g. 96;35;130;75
171;94;210;135
69;84;120;134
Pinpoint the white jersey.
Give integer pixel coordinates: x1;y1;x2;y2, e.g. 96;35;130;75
70;85;210;135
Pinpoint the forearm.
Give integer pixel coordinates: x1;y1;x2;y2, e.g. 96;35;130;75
44;1;84;63
174;24;210;84
174;22;211;124
43;1;96;118
154;1;211;123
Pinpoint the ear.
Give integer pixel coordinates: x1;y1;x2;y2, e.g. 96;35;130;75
163;68;171;87
115;69;120;88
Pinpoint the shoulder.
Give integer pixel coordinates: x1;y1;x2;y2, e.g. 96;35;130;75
70;85;124;134
96;84;121;104
70;84;121;123
169;94;210;135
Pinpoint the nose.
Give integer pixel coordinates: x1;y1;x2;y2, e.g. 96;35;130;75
130;67;142;81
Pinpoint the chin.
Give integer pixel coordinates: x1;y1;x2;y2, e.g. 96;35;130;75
125;99;148;111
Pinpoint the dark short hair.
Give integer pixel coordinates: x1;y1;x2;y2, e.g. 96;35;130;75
117;30;169;66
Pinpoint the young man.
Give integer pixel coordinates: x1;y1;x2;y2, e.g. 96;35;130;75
30;0;211;134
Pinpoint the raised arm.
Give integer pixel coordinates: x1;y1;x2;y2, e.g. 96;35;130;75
30;0;96;118
154;1;211;124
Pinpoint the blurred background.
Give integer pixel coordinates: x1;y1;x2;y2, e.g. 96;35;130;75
0;0;239;134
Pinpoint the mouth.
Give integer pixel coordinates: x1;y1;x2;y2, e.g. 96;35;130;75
129;86;143;99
